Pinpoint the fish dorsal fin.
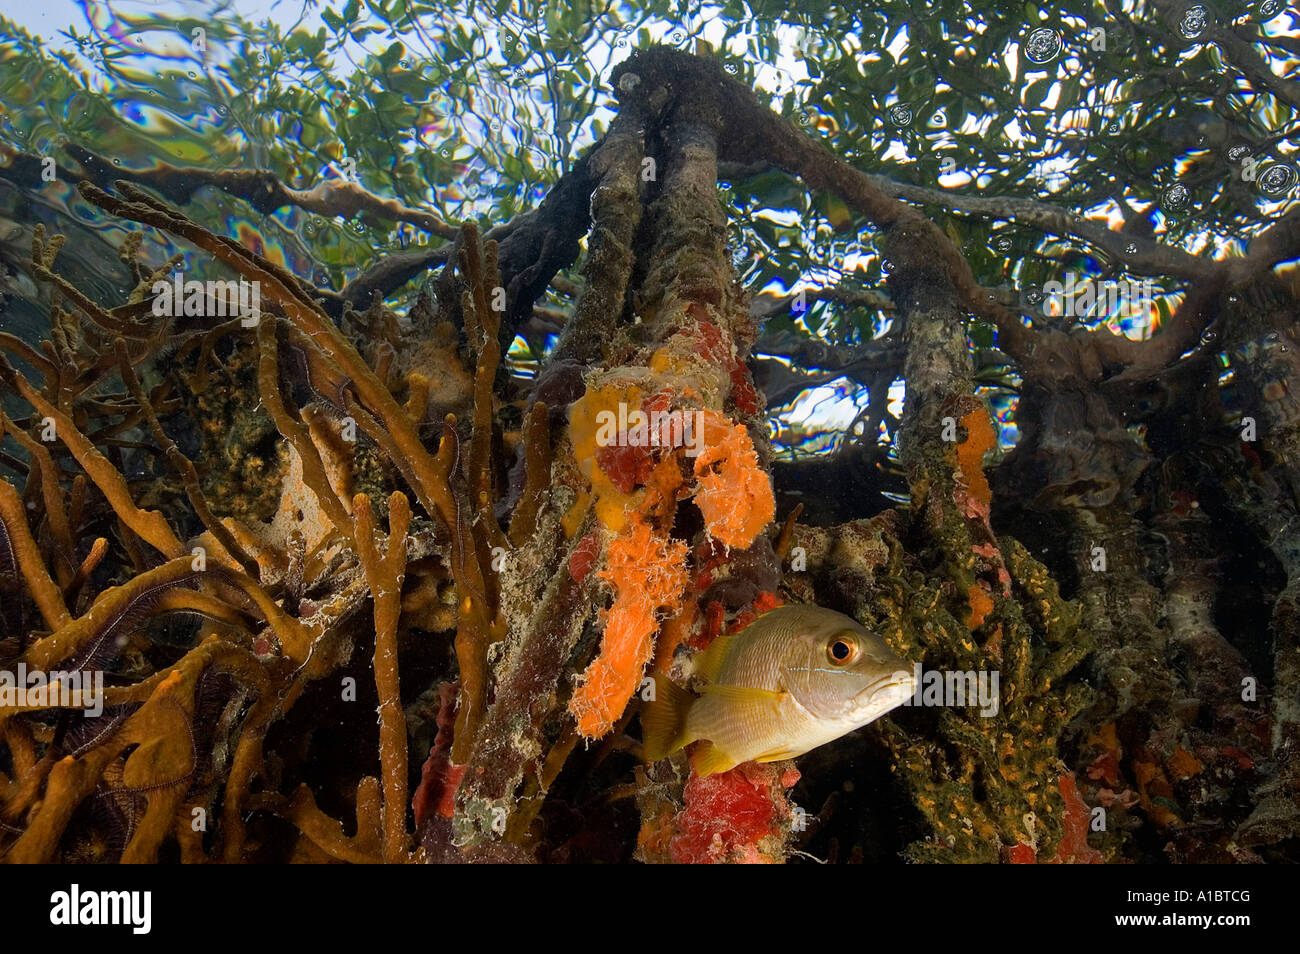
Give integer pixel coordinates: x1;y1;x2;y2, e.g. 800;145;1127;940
698;683;787;714
693;633;737;683
691;740;741;777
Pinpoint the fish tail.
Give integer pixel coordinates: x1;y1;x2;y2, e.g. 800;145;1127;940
640;674;693;763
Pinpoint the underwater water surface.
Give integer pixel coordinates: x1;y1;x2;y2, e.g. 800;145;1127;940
0;0;1297;886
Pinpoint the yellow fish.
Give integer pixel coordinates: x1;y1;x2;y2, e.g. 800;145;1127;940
642;604;916;776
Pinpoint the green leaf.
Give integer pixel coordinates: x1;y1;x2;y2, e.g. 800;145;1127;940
380;41;404;69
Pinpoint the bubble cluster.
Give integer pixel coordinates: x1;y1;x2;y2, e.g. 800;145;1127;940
1022;27;1062;65
1227;143;1252;162
992;235;1013;253
1025;288;1044;305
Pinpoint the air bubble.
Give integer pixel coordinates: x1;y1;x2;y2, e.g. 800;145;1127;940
1159;183;1190;213
889;104;913;126
992;235;1013;253
1227;144;1251;161
1026;288;1044;305
216;104;228;115
618;72;641;92
1125;243;1138;255
1022;27;1062;64
1109;122;1121;134
881;259;894;273
671;31;685;43
798;110;812;126
1257;163;1297;197
724;62;738;74
1179;5;1209;38
1259;0;1282;17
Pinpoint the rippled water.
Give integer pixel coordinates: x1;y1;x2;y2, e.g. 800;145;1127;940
1;0;1297;461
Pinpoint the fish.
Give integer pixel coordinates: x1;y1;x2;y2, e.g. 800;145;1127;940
641;603;916;776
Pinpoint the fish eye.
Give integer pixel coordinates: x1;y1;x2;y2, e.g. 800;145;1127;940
827;633;860;665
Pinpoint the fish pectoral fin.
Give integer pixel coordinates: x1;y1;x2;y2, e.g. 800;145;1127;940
691;741;741;777
698;683;788;713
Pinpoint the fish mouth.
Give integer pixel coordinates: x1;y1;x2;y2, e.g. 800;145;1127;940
851;668;916;714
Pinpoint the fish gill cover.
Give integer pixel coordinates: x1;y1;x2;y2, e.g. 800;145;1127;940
0;0;1295;869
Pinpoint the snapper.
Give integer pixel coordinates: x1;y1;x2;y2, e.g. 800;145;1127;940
642;604;915;776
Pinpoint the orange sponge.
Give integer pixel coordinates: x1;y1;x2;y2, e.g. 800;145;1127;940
693;410;775;549
569;513;690;739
